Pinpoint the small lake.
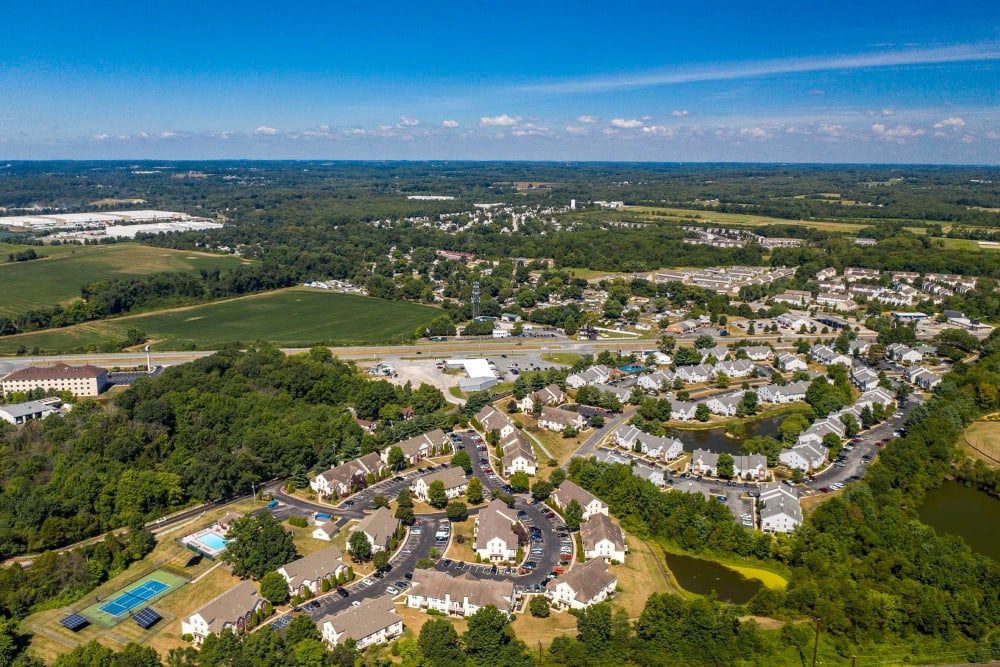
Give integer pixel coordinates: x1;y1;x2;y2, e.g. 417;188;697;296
664;552;762;603
667;415;785;455
918;480;1000;562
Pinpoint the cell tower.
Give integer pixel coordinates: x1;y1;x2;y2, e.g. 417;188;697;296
472;281;481;320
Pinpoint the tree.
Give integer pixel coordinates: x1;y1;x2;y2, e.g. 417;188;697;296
446;501;468;522
463;605;532;667
373;550;390;571
564;315;578;336
427;480;448;509
531;479;554;502
695;403;711;422
288;464;310;490
348;531;373;562
529;595;551;618
822;432;843;458
222;513;298;580
658;335;676;353
780;413;810;443
372;495;389;509
451;450;473;474
418;618;466;667
694;334;715;349
717;453;735;479
466;477;484;504
565;499;584;532
387;446;406;471
427;314;457;337
512;375;529;399
673;347;703;366
737;391;759;417
260;571;289;605
285;613;320;645
549;467;567;486
395;488;416;525
510;471;530;493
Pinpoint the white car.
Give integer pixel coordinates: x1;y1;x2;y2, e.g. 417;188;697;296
386;586;399;595
351;600;361;607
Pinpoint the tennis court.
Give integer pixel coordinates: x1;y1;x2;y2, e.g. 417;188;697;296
99;579;169;617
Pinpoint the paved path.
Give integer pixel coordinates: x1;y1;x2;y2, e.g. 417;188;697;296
562;407;637;468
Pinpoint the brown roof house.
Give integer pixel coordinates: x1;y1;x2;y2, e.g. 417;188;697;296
277;545;349;596
581;513;626;563
546;558;618;610
537;406;587;433
382;429;449;466
181;581;267;644
551;480;608;521
354;506;400;552
406;569;516;617
319;595;403;649
476;405;516;439
518;384;567;413
501;431;537;476
410;467;469;502
310;452;386;498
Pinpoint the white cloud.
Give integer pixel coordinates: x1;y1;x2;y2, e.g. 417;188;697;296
808;89;825;96
565;126;589;136
739;127;772;140
610;118;644;129
881;108;895;116
159;131;178;139
670;109;690;117
398;116;420;127
933;117;966;129
577;115;599;124
642;126;675;137
441;120;460;128
986;131;1000;140
92;134;109;141
480;114;520;127
872;123;925;143
817;124;847;139
255;126;278;136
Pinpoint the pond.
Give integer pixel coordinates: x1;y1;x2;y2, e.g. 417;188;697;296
667;415;786;455
918;480;1000;562
664;552;762;603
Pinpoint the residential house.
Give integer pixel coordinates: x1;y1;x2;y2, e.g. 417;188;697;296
776;353;808;372
758;483;803;533
743;346;774;361
715;359;755;378
849;340;871;357
816;293;856;312
844;267;881;282
546;558;618;610
732;454;768;481
566;365;611;389
590;382;632;404
311;453;386;498
637;370;674;392
810;345;852;368
701;345;730;362
705;394;741;417
0;399;58;425
857;388;895;410
518;384;566;412
312;521;337;542
476;406;515;439
690;449;720;477
354;507;399;552
907;366;942;390
851;367;881;392
410;467;469;502
773;290;812;307
673;479;712;499
758;380;809;404
797;417;845;447
611;425;683;460
474;499;519;562
886;343;923;364
632;464;666;487
382;429;449;466
319;595;403;649
669;400;698;421
675;364;714;384
538;406;587;432
665;319;701;334
501;431;537;475
581;513;627;563
407;569;516;617
552;480;608;520
181;581;267;645
815;267;837;281
779;442;828;471
277;545;349;596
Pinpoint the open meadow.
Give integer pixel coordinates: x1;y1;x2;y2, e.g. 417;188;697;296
0;243;248;317
0;288;441;354
629;205;875;232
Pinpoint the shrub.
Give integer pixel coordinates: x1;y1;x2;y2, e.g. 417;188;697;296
288;516;308;528
529;596;551;618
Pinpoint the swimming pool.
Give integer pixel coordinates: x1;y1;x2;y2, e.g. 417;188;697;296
196;533;228;551
619;365;646;373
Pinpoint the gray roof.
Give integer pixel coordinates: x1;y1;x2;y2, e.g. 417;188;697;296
692;449;719;469
394;429;448;458
540;406;582;427
0;399;58;420
415;466;468;491
280;545;346;587
320;595;401;643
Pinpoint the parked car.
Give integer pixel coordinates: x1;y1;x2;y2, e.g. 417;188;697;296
336;587;349;598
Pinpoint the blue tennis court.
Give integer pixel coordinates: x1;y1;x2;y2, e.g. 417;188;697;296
99;579;169;617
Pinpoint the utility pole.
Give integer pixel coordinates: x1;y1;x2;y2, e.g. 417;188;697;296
538;639;542;666
811;618;822;667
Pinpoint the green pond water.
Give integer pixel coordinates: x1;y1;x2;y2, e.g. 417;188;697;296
664;552;762;603
918;479;1000;562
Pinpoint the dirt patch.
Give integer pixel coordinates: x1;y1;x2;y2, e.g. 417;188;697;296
386;359;463;402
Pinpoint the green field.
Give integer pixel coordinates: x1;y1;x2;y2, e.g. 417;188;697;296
629;206;874;232
0;243;248;317
0;288;441;353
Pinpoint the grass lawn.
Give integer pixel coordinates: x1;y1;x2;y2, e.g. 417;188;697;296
0;243;247;317
541;351;583;366
395;604;469;640
444;519;477;563
628;206;873;232
510;608;578;649
510;414;585;465
610;535;680;617
0;287;442;354
288;522;340;557
962;421;1000;467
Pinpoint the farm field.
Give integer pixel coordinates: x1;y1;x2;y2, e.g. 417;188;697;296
963;420;1000;466
0;288;441;354
0;243;248;317
629;205;874;232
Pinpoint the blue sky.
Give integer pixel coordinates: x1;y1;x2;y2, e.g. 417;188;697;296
1;1;998;162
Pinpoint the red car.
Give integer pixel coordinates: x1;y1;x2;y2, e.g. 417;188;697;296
545;511;556;519
482;468;492;474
